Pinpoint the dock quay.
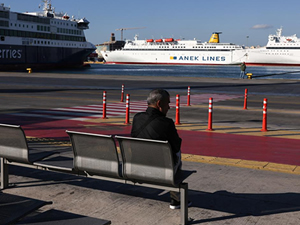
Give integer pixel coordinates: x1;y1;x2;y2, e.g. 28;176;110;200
0;72;300;224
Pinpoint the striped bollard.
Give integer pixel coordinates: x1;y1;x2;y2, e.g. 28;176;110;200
102;91;107;119
175;94;181;125
206;98;214;131
125;94;130;124
187;86;191;106
121;84;124;102
261;98;268;131
244;88;248;110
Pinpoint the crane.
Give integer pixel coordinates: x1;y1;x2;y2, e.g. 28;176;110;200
116;27;146;40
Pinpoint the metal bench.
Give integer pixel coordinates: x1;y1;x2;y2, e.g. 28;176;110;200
67;130;195;225
0;126;195;224
115;135;195;225
0;123;76;190
66;131;122;180
0;123;59;189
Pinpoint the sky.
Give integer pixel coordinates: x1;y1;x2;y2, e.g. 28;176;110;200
3;0;300;47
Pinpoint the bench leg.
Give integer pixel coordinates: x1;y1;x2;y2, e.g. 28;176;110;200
1;158;9;190
180;183;188;225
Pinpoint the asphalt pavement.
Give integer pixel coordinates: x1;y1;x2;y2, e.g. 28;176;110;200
0;72;300;224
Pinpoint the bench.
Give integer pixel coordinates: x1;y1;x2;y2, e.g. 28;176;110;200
0;123;60;189
67;131;196;225
0;125;195;224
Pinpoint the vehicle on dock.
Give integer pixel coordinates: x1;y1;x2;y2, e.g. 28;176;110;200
0;0;95;71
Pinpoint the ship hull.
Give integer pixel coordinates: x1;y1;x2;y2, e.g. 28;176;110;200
0;44;94;71
236;48;300;67
102;50;243;65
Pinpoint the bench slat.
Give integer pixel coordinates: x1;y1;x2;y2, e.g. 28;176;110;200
67;131;122;179
116;135;177;187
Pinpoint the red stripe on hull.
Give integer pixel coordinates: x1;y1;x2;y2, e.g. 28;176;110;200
104;62;234;66
245;63;300;67
104;62;300;67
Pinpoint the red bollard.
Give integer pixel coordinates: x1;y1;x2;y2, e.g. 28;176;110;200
244;89;248;110
175;94;181;125
125;94;130;124
261;98;268;131
120;84;124;102
187;86;191;106
206;98;214;131
102;91;107;119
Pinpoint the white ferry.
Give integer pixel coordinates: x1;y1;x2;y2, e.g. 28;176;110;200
0;0;95;71
101;32;244;65
238;27;300;66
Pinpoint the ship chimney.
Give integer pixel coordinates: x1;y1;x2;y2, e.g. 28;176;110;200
110;33;115;42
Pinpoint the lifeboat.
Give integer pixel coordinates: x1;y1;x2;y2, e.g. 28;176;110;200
62;13;70;20
164;38;174;42
147;39;154;42
155;39;163;42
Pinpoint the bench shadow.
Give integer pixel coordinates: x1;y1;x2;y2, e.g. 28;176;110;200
17;209;111;225
7;165;300;224
189;190;300;224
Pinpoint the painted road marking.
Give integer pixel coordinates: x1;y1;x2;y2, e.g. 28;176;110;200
182;154;300;175
9;94;241;121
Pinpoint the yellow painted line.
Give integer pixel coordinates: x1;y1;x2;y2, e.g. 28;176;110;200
182;153;300;175
84;117;129;125
264;163;297;173
175;124;300;139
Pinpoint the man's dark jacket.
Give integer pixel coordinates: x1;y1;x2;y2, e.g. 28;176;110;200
131;107;182;164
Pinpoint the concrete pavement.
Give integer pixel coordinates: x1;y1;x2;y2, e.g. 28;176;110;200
1;72;300;224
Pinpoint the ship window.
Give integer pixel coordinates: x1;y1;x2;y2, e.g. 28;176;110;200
0;10;9;19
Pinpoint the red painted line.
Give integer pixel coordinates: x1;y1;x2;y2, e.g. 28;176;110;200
179;130;300;166
2;114;300;166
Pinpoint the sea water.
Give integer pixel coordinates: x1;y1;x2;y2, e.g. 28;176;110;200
50;64;300;80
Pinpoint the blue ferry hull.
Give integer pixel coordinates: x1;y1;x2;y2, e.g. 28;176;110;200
0;45;94;71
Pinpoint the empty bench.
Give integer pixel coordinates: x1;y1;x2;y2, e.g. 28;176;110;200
0;123;73;189
0;125;195;225
67;130;196;225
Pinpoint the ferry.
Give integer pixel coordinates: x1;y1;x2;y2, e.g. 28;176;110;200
0;0;95;71
101;32;244;65
238;27;300;66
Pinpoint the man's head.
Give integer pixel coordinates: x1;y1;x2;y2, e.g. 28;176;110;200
147;89;170;116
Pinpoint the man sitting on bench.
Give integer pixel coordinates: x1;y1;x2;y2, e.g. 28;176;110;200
131;89;191;209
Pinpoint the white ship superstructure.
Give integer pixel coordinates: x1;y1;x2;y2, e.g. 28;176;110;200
0;0;95;70
237;28;300;66
101;33;244;65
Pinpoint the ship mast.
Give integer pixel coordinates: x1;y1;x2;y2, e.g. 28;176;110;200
42;0;54;17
